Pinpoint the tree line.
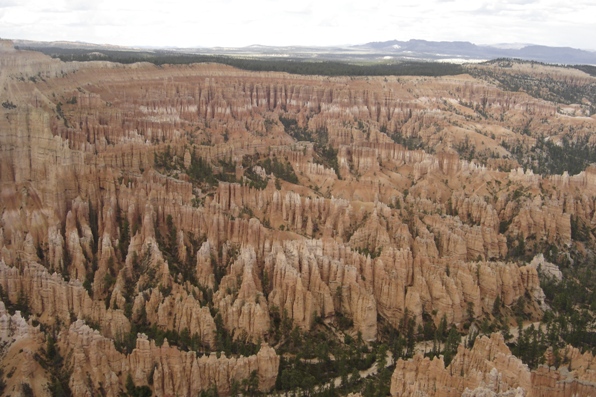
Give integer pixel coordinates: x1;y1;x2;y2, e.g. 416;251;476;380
21;46;465;77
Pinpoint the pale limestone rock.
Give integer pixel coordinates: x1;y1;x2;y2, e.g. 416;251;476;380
528;254;562;281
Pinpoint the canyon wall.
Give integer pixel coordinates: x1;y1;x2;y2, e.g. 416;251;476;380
1;41;595;395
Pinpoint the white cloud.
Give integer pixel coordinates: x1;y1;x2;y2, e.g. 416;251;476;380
0;0;594;50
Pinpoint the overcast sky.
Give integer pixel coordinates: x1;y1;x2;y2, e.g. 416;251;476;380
1;0;595;50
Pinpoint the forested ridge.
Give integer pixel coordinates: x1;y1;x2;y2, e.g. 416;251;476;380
19;46;465;76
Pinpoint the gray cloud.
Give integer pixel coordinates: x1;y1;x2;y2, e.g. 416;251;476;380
505;0;537;4
64;0;98;11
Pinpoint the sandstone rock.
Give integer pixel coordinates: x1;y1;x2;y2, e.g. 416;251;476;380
391;334;530;397
213;247;270;341
63;321;279;396
0;261;130;339
2;44;596;396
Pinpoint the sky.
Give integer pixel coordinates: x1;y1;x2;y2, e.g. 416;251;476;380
1;0;595;50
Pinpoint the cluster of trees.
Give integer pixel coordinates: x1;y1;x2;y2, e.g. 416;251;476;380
389;130;429;152
453;136;477;161
486;237;596;370
380;310;463;366
274;324;383;394
540;256;596;355
243;166;269;190
41;332;73;396
500;133;596;176
1;101;16;109
155;146;300;191
241;154;270;190
259;157;299;184
572;64;596;77
353;246;382;259
315;143;340;177
117;215;262;358
156;231;263;358
114;306;227;356
154;146;220;186
124;374;151;397
187;151;218;185
154;214;201;284
470;60;596;109
279;116;311;141
279;117;340;176
241;152;300;187
0;284;30;318
213;312;261;356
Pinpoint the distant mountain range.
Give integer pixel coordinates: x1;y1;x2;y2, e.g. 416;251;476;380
14;38;596;65
355;40;596;64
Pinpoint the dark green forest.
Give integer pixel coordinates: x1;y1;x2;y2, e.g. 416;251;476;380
469;59;596;109
19;46;465;77
500;134;596;175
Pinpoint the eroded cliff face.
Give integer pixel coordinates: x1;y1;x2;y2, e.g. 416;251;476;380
1;40;596;395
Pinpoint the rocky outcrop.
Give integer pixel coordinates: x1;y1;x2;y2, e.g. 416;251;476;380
508;198;571;246
0;301;50;397
0;302;37;342
0;261;130;338
391;333;596;397
528;254;562;281
390;334;531;397
373;246;543;326
133;286;217;349
530;344;596;396
424;214;507;260
63;320;280;396
265;239;378;341
214;247;271;341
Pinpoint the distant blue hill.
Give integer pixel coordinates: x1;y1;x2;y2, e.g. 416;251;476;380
355;40;596;64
